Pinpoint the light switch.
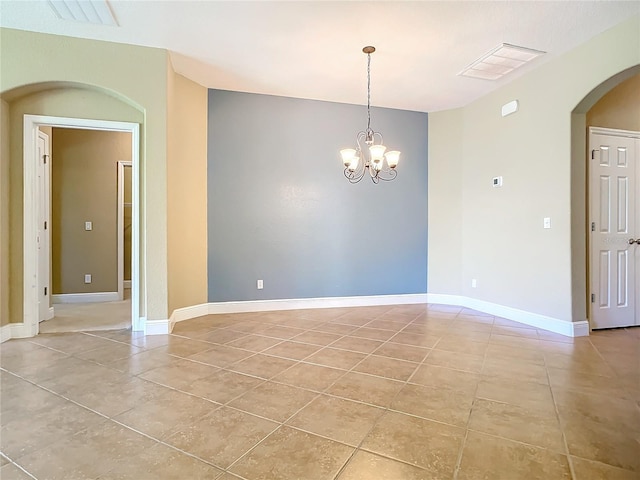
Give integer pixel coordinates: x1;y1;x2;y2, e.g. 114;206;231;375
543;217;551;229
85;221;92;231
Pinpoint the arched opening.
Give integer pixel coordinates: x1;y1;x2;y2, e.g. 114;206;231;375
1;82;145;337
570;65;640;327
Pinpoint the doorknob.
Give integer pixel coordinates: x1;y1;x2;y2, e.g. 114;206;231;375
629;238;640;245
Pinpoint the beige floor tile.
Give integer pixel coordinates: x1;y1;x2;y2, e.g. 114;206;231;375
313;323;360;335
351;327;397;341
287;395;384;446
289;330;342;346
330;312;377;326
545;351;616;377
0;462;35;480
139;358;220;390
602;352;640;377
327;372;405;408
97;442;224;479
1;400;106;460
553;387;640;431
181;369;264;404
37;357;127;394
353;355;418;381
475;376;556;413
560;410;640;471
29;332;118;354
192;328;247;344
1;377;69;422
571;456;638;480
0;345;69;378
482;357;549;385
106;349;174;375
187;344;254;367
468;398;564;452
225;334;283;352
228;381;317;422
373;342;430;363
229;426;354;480
389;331;441;348
457;431;571;480
227;353;297;379
391;383;474;427
304;347;368;370
114;388;217;439
492;325;539;339
331;336;384;354
484;343;546;365
260;325;307;339
548;367;633;399
429;337;487;355
425;349;484;373
262;340;321;360
410;364;481;394
489;333;541;350
152;336;215;357
361;411;463;478
75;342;144;364
166;406;278;468
16;421;158;480
337;450;430;480
273;362;345;391
365;319;408;331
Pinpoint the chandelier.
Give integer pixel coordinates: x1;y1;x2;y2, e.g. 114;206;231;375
340;46;400;184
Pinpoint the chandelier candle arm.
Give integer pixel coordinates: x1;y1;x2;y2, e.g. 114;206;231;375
339;45;401;184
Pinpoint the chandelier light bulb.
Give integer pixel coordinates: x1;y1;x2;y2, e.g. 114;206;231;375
339;46;402;184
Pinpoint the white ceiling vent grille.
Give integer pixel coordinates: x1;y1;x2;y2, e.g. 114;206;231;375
459;43;545;81
48;0;118;26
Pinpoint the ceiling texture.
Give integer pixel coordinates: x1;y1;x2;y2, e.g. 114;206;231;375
1;1;638;112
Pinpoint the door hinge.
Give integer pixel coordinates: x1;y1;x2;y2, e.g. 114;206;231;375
591;149;599;160
44;221;47;230
591;222;595;232
591;293;595;303
43;154;49;165
44;287;47;296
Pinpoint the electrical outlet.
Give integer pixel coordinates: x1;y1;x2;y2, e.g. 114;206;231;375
85;221;92;231
257;279;263;290
84;274;92;284
543;217;551;229
471;279;477;288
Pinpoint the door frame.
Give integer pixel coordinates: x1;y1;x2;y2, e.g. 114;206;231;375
588;126;640;329
22;115;142;336
117;160;132;301
36;129;54;322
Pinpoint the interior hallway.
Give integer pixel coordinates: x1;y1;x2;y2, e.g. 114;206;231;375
1;304;638;479
40;289;131;334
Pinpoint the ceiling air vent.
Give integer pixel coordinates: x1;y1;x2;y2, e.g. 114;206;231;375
48;0;118;26
459;43;545;81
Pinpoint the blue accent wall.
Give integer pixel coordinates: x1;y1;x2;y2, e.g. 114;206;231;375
207;89;428;302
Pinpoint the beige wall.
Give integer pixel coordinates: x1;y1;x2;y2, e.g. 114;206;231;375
51;128;131;294
0;99;9;326
167;69;208;314
1;27;171;323
427;15;640;322
586;73;640;131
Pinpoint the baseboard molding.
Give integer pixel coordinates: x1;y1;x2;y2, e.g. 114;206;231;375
207;293;429;315
426;293;589;337
144;319;171;335
123;280;132;289
169;303;209;328
0;324;11;343
52;292;119;304
48;307;55;320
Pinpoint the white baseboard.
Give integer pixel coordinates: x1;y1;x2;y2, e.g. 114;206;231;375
170;303;209;325
207;293;429;315
0;324;11;343
123;280;132;289
144;319;171;335
47;306;55;320
52;292;119;304
426;293;589;337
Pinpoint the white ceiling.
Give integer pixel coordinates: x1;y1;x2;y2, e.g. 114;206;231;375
1;1;638;112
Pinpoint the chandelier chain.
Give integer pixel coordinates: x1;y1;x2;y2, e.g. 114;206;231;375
367;52;371;133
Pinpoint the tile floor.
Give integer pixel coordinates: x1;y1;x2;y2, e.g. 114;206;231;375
1;304;638;480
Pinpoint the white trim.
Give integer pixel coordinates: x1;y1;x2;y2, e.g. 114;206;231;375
48;306;55;320
124;280;132;289
10;322;36;339
144;318;170;335
117;161;132;302
426;293;589;337
52;292;119;304
589;126;640;139
0;324;11;343
207;293;428;315
23;115;141;337
170;303;209;325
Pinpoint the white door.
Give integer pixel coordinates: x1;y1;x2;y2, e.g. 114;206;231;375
589;128;640;329
37;130;52;322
